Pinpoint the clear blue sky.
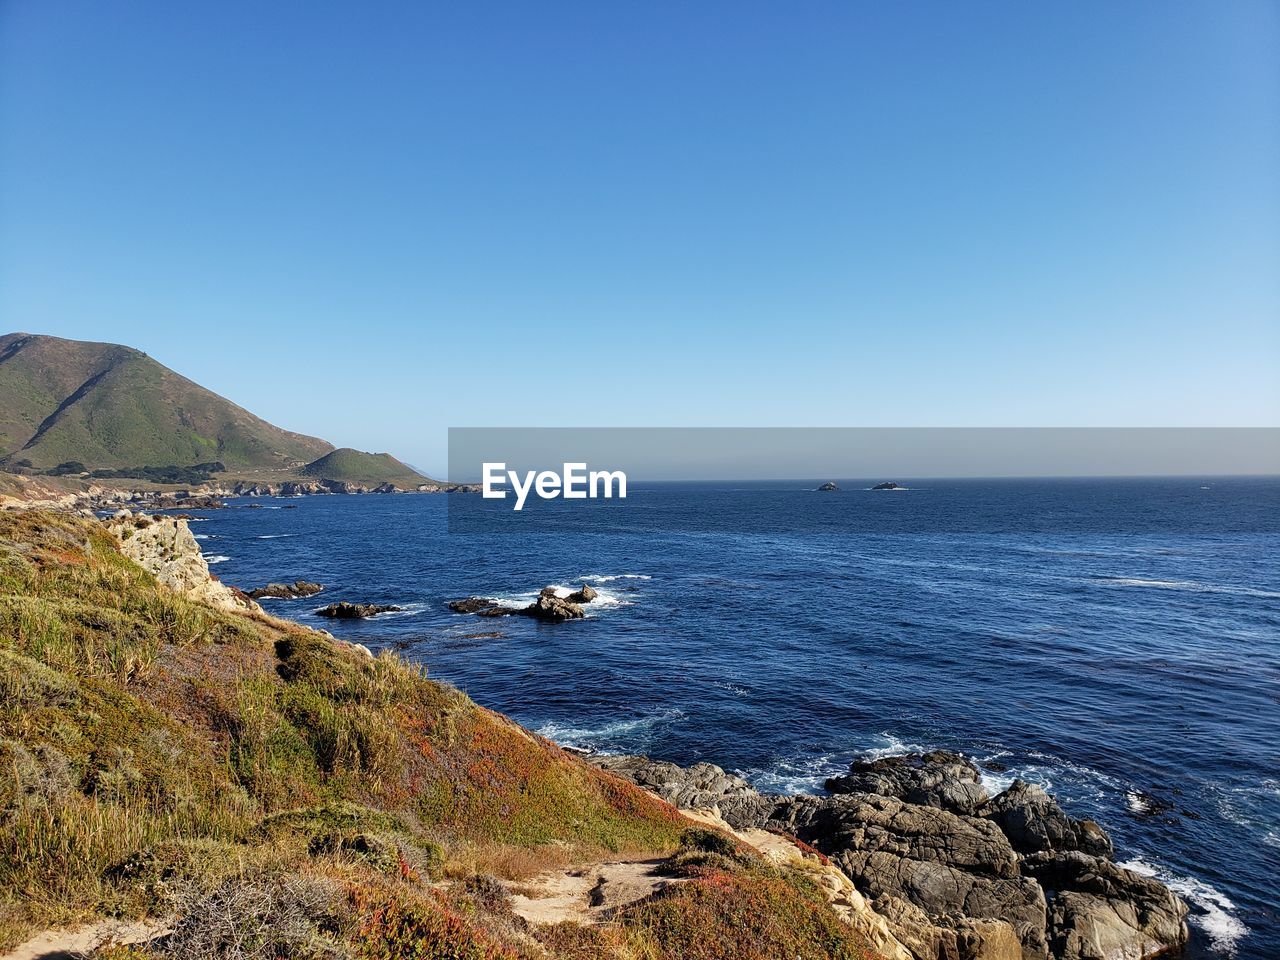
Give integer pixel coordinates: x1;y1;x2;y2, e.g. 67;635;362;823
1;1;1276;475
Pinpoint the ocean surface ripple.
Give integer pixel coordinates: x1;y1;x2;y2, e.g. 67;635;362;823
185;479;1278;959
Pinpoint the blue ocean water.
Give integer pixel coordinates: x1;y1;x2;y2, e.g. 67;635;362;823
184;479;1278;958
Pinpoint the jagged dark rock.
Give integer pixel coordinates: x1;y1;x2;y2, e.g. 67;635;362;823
525;592;585;622
565;584;597;604
826;749;990;816
981;780;1113;858
772;793;1048;957
246;580;324;600
817;481;840;491
448;584;599;623
872;481;903;490
1023;851;1188;960
594;750;1186;960
593;755;775;828
315;601;401;619
448;597;505;614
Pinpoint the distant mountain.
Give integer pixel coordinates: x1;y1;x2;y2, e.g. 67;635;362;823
300;448;426;486
0;334;421;485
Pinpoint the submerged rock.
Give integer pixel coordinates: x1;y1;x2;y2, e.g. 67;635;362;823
448;596;505;614
315;601;401;619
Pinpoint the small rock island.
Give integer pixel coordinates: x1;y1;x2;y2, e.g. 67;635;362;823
871;481;904;490
817;481;840;491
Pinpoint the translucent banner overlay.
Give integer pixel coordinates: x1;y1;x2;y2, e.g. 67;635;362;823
446;428;1280;534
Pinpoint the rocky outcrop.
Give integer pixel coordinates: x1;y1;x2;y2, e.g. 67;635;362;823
872;481;904;490
526;587;586;622
315;601;401;619
592;751;1187;960
448;584;599;623
827;749;990;815
872;894;1026;960
981;781;1113;858
246;580;324;600
817;481;840;491
106;513;260;614
1024;852;1188;960
229;479;477;497
593;756;775;828
448;597;506;614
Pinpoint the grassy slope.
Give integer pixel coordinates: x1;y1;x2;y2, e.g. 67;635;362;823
300;448;428;486
0;333;334;472
0;511;874;960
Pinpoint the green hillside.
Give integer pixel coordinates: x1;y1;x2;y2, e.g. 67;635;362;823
0;510;874;959
300;447;427;486
0;333;334;473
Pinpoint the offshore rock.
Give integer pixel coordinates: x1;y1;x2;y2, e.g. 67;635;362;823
316;601;401;619
246;580;324;600
525;592;585;622
447;583;599;622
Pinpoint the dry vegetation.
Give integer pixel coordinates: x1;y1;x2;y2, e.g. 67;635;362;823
0;510;876;959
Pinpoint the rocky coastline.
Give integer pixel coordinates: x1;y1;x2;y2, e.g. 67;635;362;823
593;751;1188;960
0;474;480;514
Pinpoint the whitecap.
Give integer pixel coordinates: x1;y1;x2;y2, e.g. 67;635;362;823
577;573;653;583
1127;791;1151;815
534;708;685;751
193;534;210;540
1119;857;1248;955
859;732;939;762
375;602;426;619
488;584;634;616
737;754;848;795
205;555;231;565
1091;578;1280;600
256;534;294;539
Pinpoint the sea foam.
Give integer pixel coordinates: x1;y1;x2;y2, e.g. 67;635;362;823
1120;857;1248;956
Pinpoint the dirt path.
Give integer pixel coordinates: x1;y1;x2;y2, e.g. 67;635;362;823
1;920;163;960
508;858;681;925
505;808;913;960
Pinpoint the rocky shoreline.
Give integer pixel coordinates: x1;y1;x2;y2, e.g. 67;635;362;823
592;750;1188;960
0;474;480;514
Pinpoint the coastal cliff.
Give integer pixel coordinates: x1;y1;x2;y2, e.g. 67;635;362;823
0;508;1189;960
0;510;887;960
106;511;260;615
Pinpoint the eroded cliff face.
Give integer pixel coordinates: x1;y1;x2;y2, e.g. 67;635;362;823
106;512;260;614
